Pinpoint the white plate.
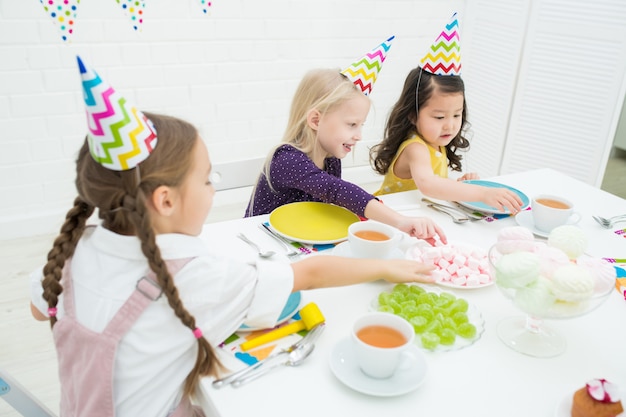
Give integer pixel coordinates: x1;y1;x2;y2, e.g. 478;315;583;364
515;210;549;238
405;242;494;289
329;337;428;397
238;291;302;332
457;180;530;214
332;241;404;259
555;388;625;417
370;284;485;352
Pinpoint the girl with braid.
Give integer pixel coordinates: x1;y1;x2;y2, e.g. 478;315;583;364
29;57;436;417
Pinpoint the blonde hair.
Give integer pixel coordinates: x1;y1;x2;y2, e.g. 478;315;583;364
41;112;222;399
259;68;368;191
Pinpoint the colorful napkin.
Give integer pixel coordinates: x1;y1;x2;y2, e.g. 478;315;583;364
219;312;308;366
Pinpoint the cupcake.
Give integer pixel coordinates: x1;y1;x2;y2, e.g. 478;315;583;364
571;378;623;417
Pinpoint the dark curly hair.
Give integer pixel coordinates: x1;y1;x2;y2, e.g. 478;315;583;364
370;66;470;175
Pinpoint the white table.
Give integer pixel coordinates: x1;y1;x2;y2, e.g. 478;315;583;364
199;168;626;417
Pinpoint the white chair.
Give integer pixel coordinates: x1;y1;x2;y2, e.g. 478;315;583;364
0;367;56;417
211;157;265;191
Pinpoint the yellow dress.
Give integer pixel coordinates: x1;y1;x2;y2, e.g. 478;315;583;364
374;134;448;195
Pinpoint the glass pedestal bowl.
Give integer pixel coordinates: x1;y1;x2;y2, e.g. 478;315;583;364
487;243;615;358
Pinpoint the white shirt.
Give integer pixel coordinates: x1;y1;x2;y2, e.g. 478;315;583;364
30;225;293;417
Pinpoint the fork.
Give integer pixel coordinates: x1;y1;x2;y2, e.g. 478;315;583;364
259;224;302;258
422;198;481;221
592;214;626;229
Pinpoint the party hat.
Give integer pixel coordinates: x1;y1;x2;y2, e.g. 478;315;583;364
39;0;81;42
115;0;146;31
77;56;157;171
341;35;395;96
420;13;461;75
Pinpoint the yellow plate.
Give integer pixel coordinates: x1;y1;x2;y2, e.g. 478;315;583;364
269;202;360;244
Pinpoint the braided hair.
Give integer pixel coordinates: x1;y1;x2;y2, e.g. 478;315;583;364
41;112;222;398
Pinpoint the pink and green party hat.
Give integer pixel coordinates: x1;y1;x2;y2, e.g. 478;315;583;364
341;35;395;96
77;56;157;171
420;13;461;75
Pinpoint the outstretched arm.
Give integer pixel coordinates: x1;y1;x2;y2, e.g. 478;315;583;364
405;143;522;213
291;256;435;292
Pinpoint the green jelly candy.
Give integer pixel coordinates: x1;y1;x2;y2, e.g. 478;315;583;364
424;319;442;335
457;322;477;339
400;299;417;309
378;292;392;306
409;316;428;333
402;305;419;317
393;284;410;295
439;328;456;345
451;298;469;313
421;332;440;350
416;304;434;320
378;305;394;313
388;299;402;314
452;311;469;325
409;285;426;296
442;317;457;331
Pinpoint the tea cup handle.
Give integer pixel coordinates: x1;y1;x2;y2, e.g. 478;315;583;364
397;349;419;372
567;211;582;225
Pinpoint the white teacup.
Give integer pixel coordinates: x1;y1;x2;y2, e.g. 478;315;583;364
531;194;581;232
347;220;400;259
352;312;416;379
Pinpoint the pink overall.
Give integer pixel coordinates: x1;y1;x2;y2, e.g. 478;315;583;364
52;259;205;417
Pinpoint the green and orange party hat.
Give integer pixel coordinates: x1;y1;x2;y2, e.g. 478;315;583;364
77;56;157;171
342;35;395;96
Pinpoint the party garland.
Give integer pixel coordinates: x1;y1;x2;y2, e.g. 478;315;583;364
39;0;213;42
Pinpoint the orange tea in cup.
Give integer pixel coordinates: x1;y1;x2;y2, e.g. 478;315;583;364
353;230;390;241
535;198;570;209
356;325;407;348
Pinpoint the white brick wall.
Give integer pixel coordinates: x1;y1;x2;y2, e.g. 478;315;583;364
0;0;465;239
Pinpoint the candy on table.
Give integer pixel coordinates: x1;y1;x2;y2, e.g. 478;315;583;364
513;276;556;316
493;251;541;289
407;243;492;287
547;225;588;259
376;284;477;350
550;264;594;302
495;226;536;254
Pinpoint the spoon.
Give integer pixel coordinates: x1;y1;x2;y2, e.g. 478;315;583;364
237;233;276;258
231;342;316;388
427;204;469;224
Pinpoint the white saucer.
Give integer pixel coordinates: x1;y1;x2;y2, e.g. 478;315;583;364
515;210;549;238
331;241;404;259
329;337;428;397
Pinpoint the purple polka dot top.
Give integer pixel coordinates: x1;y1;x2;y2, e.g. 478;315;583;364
245;144;374;217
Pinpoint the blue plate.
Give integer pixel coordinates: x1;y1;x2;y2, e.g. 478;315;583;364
238;291;302;331
457;180;530;214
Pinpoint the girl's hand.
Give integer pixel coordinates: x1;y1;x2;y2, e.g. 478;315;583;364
457;172;480;181
482;188;523;214
382;259;436;284
397;216;447;246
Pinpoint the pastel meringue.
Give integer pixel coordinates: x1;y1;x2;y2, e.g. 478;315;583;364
513;276;556;316
494;251;541;289
547;225;588;259
550;264;594;302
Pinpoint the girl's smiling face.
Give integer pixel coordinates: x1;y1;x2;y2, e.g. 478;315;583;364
312;94;370;164
415;91;464;149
